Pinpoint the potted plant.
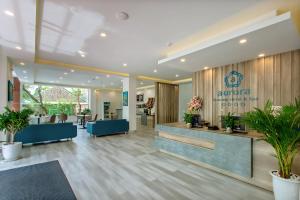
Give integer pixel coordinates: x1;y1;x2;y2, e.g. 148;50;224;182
183;113;193;128
223;112;235;133
81;108;92;115
187;96;203;127
0;107;33;161
243;99;300;200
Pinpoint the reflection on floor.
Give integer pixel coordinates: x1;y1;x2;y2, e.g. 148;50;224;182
0;126;273;200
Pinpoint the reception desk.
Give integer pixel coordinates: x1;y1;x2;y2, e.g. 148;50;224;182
154;123;300;191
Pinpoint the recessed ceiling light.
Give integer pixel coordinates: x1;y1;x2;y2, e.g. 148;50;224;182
153;69;157;73
258;53;265;58
87;80;91;83
175;74;179;77
140;82;144;85
4;10;14;16
80;54;86;58
59;77;63;79
239;39;247;44
20;62;25;66
95;76;99;79
15;46;22;50
121;79;123;82
203;66;209;70
100;32;107;37
180;58;186;62
123;63;127;67
64;72;68;75
106;74;110;78
23;70;27;74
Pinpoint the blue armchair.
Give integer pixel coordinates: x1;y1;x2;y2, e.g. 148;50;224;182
86;119;129;137
15;122;77;144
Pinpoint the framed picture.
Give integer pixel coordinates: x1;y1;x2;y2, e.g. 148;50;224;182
123;91;128;106
8;80;13;101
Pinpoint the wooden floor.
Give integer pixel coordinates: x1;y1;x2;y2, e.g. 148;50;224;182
0;126;274;200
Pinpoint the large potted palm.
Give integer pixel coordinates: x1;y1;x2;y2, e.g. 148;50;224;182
243;99;300;200
0;107;33;161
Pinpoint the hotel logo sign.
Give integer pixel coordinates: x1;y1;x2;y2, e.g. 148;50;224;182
225;71;243;88
214;70;258;107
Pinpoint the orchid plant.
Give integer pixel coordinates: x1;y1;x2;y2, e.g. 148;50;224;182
187;96;203;113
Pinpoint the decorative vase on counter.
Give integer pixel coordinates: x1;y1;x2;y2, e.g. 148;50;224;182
186;123;192;128
226;127;232;133
191;114;201;127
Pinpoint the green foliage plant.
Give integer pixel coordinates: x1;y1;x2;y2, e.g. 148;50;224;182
243;99;300;179
183;112;193;124
223;112;236;129
0;107;34;144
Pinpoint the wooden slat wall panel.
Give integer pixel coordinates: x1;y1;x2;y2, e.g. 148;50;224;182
193;50;300;126
156;82;179;124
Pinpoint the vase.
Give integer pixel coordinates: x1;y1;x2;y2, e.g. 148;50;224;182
186;123;192;128
226;127;232;133
2;142;22;161
270;171;300;200
191;114;201;127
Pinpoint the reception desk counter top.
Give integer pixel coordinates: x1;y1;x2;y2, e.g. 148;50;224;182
160;122;264;139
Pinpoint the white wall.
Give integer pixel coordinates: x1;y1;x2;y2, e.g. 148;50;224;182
88;89;122;119
0;47;8;112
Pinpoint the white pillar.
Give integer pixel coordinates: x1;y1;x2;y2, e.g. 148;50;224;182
0;46;8;112
89;88;97;115
122;76;136;131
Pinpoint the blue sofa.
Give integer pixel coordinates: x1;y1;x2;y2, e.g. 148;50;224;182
86;119;129;137
15;122;77;144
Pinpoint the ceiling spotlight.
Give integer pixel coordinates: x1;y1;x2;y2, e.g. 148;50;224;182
140;82;144;85
15;46;22;50
203;66;209;70
64;72;68;75
4;10;14;16
106;74;110;78
258;53;265;58
95;76;99;79
20;62;25;66
80;54;86;58
23;70;27;74
153;69;158;73
70;69;75;73
116;11;129;20
59;77;63;80
175;74;179;77
239;39;247;44
180;58;186;62
100;32;107;37
123;63;127;67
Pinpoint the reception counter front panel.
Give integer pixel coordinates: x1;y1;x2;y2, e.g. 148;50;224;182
155;123;253;178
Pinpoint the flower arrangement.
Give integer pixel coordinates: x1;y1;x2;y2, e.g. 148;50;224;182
187;96;203;112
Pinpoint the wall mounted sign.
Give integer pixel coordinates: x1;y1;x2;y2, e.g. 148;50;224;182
214;70;258;107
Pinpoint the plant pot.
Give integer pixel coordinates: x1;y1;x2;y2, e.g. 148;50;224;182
226;127;232;133
270;170;300;200
2;142;22;161
186;123;192;128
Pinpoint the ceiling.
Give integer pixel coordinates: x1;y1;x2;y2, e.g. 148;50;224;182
12;61;154;89
1;0;299;88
